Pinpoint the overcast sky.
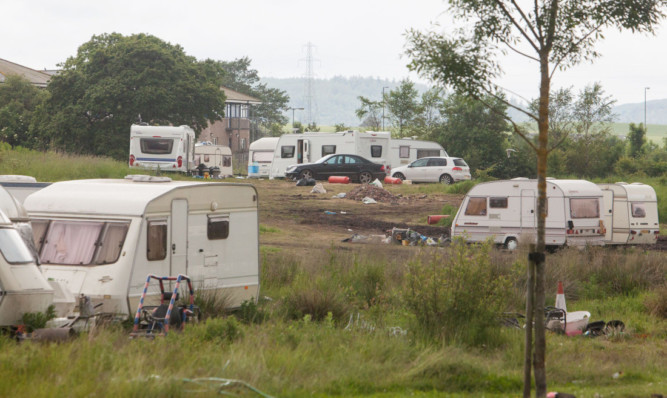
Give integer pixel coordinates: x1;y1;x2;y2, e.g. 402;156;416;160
3;0;666;105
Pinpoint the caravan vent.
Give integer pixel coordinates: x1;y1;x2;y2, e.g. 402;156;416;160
511;177;529;180
124;175;172;183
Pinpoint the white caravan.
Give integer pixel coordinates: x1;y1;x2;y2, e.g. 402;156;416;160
129;124;196;172
269;131;391;179
248;137;279;178
0;187;54;326
23;176;260;318
194;142;233;177
597;182;660;245
452;178;606;249
389;138;447;167
0;175;51;204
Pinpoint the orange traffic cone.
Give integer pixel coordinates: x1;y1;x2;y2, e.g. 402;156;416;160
555;281;567;312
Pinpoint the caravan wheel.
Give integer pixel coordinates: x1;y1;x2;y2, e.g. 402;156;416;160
504;237;518;250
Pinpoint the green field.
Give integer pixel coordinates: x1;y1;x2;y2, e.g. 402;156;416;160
609;123;667;144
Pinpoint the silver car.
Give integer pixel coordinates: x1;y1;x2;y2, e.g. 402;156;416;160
391;156;471;184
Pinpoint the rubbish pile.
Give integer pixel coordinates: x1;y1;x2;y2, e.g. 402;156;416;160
346;184;398;203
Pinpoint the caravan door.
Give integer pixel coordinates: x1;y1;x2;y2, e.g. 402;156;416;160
171;199;188;276
521;190;536;232
601;189;614;242
297;139;310;163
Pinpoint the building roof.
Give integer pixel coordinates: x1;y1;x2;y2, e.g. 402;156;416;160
0;58;51;87
221;87;262;105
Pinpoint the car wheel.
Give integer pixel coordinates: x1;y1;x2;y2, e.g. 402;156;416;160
505;237;518;250
359;172;373;184
439;174;454;184
393;172;405;181
299;169;313;180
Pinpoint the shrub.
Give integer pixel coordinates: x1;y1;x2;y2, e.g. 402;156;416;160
282;274;350;323
198;317;243;344
444;179;475;194
194;288;232;319
236;299;268;324
404;239;511;347
21;305;56;332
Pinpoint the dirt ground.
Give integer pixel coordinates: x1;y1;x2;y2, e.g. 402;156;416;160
241;178;666;253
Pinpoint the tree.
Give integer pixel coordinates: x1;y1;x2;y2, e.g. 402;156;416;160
406;2;665;397
34;33;227;159
355;96;382;131
435;93;510;173
218;57;290;133
627;122;646;158
385;79;422;137
414;87;445;140
0;75;49;147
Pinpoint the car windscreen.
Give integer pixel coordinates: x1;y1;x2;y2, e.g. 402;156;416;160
315;155;335;164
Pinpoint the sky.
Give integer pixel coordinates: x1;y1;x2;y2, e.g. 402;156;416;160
3;0;667;105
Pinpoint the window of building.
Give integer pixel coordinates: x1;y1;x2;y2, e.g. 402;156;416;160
570;198;600;219
399;146;410;158
0;229;34;264
631;203;646;218
140;138;174;155
321;145;336;157
371;145;383;158
281;146;295;158
207;215;230;240
465;197;487;216
417;149;440;158
147;220;168;261
489;197;508;208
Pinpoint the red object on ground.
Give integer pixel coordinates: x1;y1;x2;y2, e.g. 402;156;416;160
384;176;402;184
427;215;450;225
328;176;350;184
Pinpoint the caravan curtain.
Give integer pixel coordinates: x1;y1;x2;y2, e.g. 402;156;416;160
40;221;103;264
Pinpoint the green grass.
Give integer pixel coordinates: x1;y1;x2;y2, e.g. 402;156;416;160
609;122;667;144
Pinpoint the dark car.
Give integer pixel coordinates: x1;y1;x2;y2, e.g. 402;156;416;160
285;154;386;183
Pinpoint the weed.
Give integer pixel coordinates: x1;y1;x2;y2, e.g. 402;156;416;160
193;288;232;319
21;305;56;332
644;283;667;319
197;317;243;344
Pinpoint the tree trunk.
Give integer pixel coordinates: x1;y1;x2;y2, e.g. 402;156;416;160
523;244;536;398
533;49;551;398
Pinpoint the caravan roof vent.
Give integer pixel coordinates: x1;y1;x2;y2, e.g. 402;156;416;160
124;175;172;183
511;177;529;180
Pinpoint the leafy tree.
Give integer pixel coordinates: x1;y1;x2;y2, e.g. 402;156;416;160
0;75;49;147
414;87;444;140
334;123;348;132
218;57;290;132
305;122;320;132
406;2;665;396
627;122;646;158
435;93;510;173
385;79;422;137
33;33;227;159
355;96;382;131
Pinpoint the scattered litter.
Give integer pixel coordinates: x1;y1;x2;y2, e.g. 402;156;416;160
332;192;347;199
391;227;449;246
347;184;398;203
547;392;576;398
340;211;347;215
362;197;377;204
369;178;383;188
384;176;402;185
341;234;387;243
427;215;450;225
324;211;336;215
311;183;326;194
296;177;316;186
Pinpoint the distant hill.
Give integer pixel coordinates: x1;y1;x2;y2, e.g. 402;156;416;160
262;76;667;127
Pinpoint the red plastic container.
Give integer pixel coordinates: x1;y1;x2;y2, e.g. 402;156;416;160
427;215;450;225
384;176;402;184
328;176;350;184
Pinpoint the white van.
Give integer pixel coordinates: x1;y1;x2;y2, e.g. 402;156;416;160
597;182;660;245
0;187;55;326
388;138;448;167
194;142;233;177
452;178;606;249
24;176;260;318
270;131;391;179
248;137;279;178
129;125;195;172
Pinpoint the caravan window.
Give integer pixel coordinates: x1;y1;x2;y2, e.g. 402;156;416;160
281;146;295;158
207;215;230;240
570;198;600;219
489;197;508;209
631;203;646;218
34;220;130;265
147;220;167;261
140;138;174;155
417;149;440;158
223;156;232;167
252;151;273;163
321;145;336;157
371;145;382;158
465;197;487;216
399;146;410;158
0;229;34;264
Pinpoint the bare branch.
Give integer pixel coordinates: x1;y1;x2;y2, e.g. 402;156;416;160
491;0;541;53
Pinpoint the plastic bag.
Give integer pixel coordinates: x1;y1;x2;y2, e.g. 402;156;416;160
369;179;383;188
311;183;326;193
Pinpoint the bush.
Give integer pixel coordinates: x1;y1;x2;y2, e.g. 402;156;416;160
282;274;350;323
404;239;511;347
444;179;475;194
21;305;56;332
198;317;243;344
